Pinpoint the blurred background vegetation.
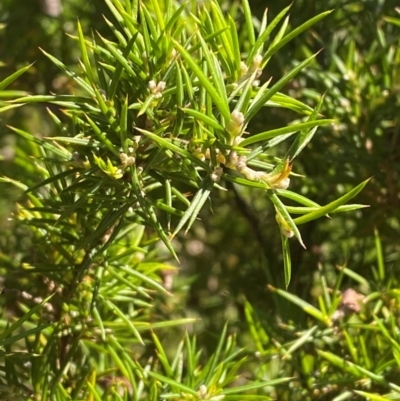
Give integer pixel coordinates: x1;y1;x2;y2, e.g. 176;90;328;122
1;0;400;399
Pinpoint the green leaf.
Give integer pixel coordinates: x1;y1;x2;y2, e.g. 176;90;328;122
85;114;120;156
103;298;144;344
374;227;385;282
282;326;318;360
354;391;394;401
268;190;305;248
138;128;211;172
181;108;225;132
171;179;214;239
268;285;329;324
262;10;333;65
285;204;369;214
293;178;371;225
384;16;400;28
130;165;178;261
317;350;386;382
196;31;229;108
277;189;321;207
77;20;96;83
228;14;241;79
240;119;333;147
40;48;94;95
246;4;291;64
221;378;292;395
285;95;326;160
108;33;138;99
8;126;71;159
0;64;33;91
245;52;320;123
0;295;54;343
0;104;24;113
172;39;231;121
281;234;292;288
241;0;255;46
147;371;198;396
204;322;228;385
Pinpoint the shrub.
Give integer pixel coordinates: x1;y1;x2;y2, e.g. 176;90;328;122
2;1;394;400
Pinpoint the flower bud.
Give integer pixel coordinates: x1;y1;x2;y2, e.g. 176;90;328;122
199;385;207;398
149;80;166;99
275;211;294;238
156;81;166;92
120;153;135;168
240;61;248;77
252;54;262;69
211;167;223;182
226;110;244;138
259;159;292;189
148;80;157;92
216;151;226;164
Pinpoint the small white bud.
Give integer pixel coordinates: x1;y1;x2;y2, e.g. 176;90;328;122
276;212;295;238
21;291;32;300
253;54;262;68
226;110;244;137
148;80;157;92
228;150;239;167
211;167;223;182
240;61;248;77
199;384;207;398
281;227;294;238
156;81;166;92
120;153;135;168
231;109;244;125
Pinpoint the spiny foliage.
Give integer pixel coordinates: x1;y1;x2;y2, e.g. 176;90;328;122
7;0;367;286
0;0;375;400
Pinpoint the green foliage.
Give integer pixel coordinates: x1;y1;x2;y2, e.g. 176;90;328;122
7;0;364;279
245;229;400;400
0;0;399;400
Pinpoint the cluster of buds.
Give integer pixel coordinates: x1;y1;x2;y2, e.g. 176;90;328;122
210;166;223;182
227;151;292;190
190;146;227;182
197;384;224;401
148;80;166;99
226;109;245;139
259;158;292;190
119;137;139;170
119;149;136;169
238;54;263;87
